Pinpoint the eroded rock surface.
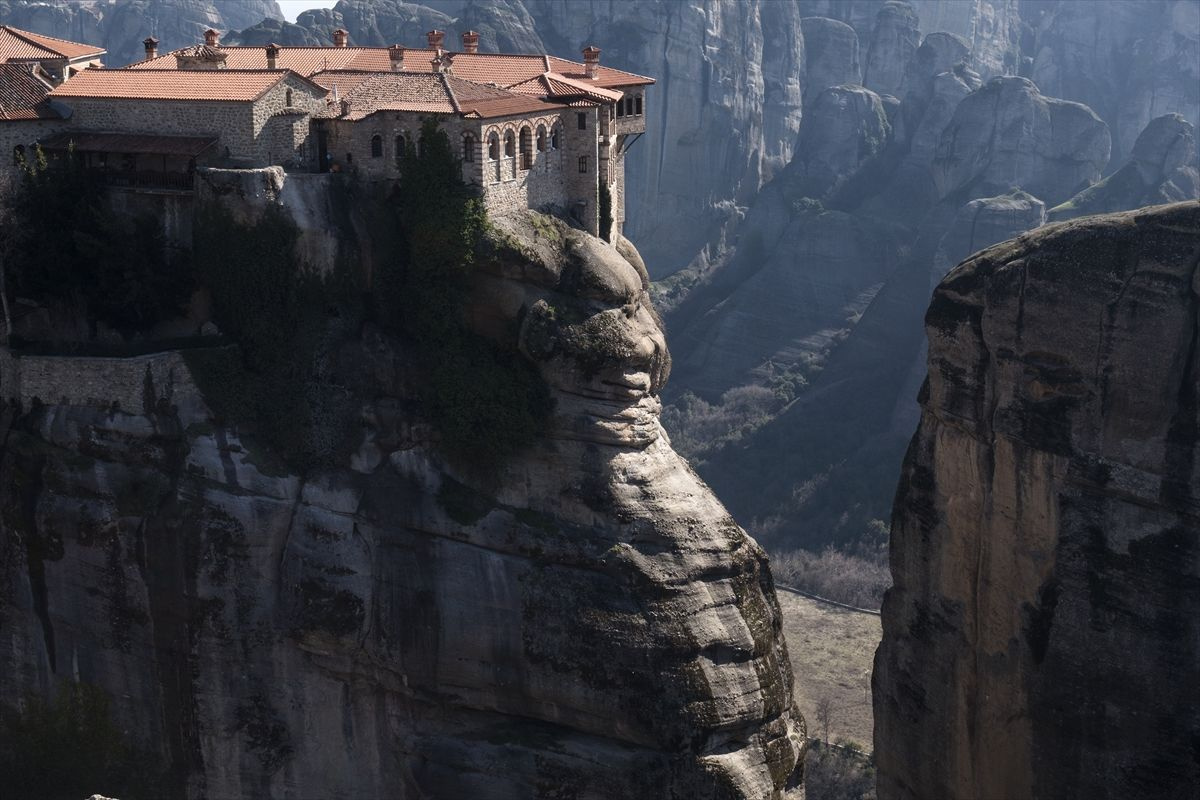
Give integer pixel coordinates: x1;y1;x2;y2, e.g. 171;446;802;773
933;76;1110;206
800;17;861;107
862;1;920;98
0;204;805;798
875;201;1200;800
1050;113;1200;221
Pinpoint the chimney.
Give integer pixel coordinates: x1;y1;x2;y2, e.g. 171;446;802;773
461;30;479;54
332;28;348;47
204;28;220;47
265;42;280;70
432;51;454;74
426;29;445;50
388;44;405;72
582;45;600;79
143;36;158;60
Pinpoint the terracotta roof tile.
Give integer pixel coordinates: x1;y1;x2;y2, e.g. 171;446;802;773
0;25;105;62
50;68;294;101
123;44;654;92
0;62;58;120
311;70;565;121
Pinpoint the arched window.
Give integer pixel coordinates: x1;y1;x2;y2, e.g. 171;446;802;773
487;132;500;160
536;125;546;152
462;132;475;162
285;88;293;107
12;144;24;166
503;131;515;158
395;134;406;165
519;126;532;170
550;125;560;150
371;134;383;158
417;133;426;157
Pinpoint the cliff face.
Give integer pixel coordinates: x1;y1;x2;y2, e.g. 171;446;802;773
874;201;1200;800
0;190;805;798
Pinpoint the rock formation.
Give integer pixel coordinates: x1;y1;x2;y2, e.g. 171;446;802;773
0;189;805;797
793;85;891;198
932;189;1045;277
932;76;1110;206
875;200;1200;800
800;17;861;106
862;1;920;98
1050;113;1200;221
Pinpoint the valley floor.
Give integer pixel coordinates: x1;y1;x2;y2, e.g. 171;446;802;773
778;591;881;750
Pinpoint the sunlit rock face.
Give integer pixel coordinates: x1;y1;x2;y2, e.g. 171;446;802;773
0;196;806;798
875;201;1200;800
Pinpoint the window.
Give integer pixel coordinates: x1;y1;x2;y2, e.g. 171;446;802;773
536;125;546;152
504;131;515;158
487;132;500;160
550;125;560;150
635;95;642;116
578;155;588;173
519;126;532;170
577;112;587;130
395;134;406;165
616;99;624;118
462;132;475;162
346;152;353;164
12;144;24;166
285;88;293;107
371;134;383;157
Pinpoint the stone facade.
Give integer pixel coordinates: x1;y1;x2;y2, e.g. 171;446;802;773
0;347;213;416
58;75;325;167
0;119;67;180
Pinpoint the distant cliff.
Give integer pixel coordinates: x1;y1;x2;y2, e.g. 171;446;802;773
874;201;1200;800
0;169;805;798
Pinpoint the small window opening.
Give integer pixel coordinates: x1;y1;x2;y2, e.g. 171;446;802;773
616;99;624;118
536;125;546;152
577;112;587;130
285;88;293;107
635;95;642;115
519;127;532;170
578;155;588;173
463;132;475;162
371;134;383;157
395;134;406;164
488;132;500;160
504;131;515;157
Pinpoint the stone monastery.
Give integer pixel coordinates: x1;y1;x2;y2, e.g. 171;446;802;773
0;25;652;238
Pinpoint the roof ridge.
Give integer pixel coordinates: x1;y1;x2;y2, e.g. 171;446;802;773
440;71;461;113
1;25;58;57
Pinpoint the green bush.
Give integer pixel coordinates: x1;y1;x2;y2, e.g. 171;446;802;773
375;118;551;466
4;147;193;334
190;204;363;473
0;681;165;799
598;182;613;242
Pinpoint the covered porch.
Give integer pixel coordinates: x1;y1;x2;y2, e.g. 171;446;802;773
38;131;218;191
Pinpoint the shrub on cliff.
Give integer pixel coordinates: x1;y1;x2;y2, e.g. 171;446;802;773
375;118;551;466
1;147;193;335
0;680;165;799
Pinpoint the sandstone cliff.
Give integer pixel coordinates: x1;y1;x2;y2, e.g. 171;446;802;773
0;186;805;798
874;200;1200;800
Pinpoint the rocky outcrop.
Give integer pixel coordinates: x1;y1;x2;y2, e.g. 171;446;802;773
1049;113;1200;221
793;85;891;198
1025;0;1200;160
932;189;1045;277
862;1;920;98
875;201;1200;800
800;17;861;106
0;185;805;798
933;76;1110;206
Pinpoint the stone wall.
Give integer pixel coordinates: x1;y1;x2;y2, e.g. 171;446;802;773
0;119;68;180
0;346;215;417
479;112;571;220
60;75;324;167
562;107;600;235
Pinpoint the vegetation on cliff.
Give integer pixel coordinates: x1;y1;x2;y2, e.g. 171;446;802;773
1;147;193;336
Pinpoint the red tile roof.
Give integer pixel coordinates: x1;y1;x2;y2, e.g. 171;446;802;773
0;62;58;120
39;130;217;156
49;68;304;102
313;70;565;120
0;25;105;62
125;44;654;91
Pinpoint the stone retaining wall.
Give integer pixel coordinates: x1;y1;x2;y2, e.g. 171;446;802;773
0;347;217;417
